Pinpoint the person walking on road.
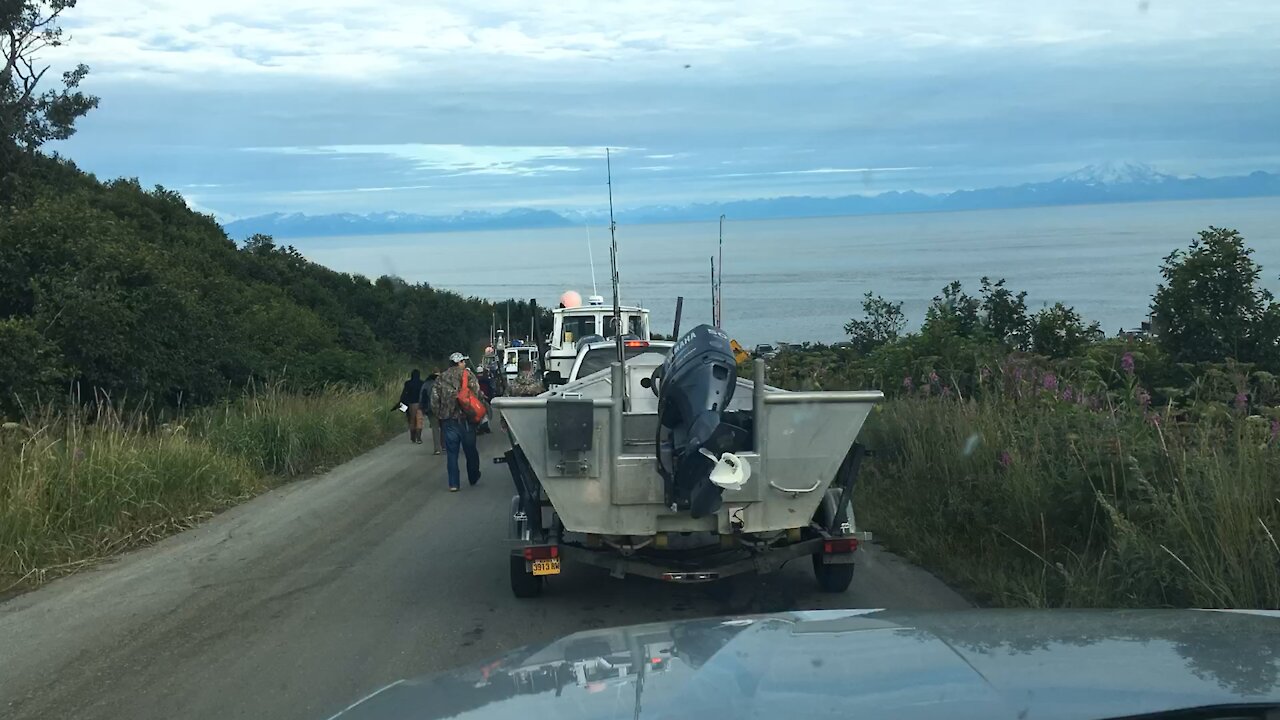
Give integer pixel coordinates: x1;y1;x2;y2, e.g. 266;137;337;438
477;365;497;402
431;352;483;492
398;369;425;444
418;370;442;454
508;359;543;397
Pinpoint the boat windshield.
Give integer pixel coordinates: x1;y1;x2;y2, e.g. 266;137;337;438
605;315;643;338
561;316;597;344
575;345;671;379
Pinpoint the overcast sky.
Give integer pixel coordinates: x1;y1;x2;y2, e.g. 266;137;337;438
45;0;1280;219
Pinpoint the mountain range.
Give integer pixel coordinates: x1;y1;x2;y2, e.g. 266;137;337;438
220;162;1280;239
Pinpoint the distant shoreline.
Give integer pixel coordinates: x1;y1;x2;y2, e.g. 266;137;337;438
265;194;1280;243
221;165;1280;241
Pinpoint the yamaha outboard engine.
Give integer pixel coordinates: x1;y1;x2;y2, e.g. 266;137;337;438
652;324;749;518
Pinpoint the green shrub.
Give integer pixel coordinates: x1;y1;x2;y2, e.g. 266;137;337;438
857;393;1280;608
0;381;402;588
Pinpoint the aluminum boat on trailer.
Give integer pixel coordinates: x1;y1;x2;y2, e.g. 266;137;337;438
492;324;882;597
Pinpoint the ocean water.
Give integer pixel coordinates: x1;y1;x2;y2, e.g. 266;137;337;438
295;198;1280;346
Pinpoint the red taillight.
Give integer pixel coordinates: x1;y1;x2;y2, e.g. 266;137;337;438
824;538;859;554
624;341;649;348
523;545;559;560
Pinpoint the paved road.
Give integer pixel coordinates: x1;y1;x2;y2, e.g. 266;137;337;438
0;433;967;720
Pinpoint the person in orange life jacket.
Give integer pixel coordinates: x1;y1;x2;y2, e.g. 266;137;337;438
430;352;483;492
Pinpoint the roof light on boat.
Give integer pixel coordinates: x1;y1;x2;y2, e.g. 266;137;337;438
624;340;649;348
587;295;605;306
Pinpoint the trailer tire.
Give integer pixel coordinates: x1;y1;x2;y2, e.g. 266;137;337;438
510;555;544;598
812;553;855;593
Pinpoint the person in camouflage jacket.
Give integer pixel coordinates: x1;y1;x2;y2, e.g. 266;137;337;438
507;359;544;397
430;353;483;490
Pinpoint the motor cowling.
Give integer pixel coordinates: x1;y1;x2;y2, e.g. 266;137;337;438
653;324;748;517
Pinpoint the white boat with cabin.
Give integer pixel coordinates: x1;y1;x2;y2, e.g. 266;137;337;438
542;294;651;384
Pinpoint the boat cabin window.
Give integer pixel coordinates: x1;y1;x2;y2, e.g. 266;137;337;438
561;316;597;344
605;315;643;338
575;345;672;379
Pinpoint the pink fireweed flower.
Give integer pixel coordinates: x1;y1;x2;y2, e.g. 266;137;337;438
1234;392;1249;413
999;450;1013;468
1062;387;1074;402
1121;352;1135;376
1042;372;1058;392
1270;419;1279;443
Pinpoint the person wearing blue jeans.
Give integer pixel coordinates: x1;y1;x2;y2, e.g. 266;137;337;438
441;418;481;490
430;352;485;492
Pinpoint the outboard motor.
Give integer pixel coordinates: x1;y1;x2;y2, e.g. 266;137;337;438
652;324;749;518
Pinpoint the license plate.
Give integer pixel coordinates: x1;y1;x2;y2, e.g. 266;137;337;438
531;558;561;576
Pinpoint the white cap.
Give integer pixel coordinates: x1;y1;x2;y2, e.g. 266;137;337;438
449;352;467;363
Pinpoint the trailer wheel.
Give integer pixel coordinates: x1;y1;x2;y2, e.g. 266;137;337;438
510;555;544;598
811;554;855;593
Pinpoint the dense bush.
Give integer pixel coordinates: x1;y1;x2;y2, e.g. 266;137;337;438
0;156;546;416
768;227;1280;608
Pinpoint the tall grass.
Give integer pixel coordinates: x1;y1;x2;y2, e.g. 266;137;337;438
858;395;1280;608
0;381;402;590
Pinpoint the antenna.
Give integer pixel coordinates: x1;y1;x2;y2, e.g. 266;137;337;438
710;256;716;325
607;148;624;365
585;221;599;297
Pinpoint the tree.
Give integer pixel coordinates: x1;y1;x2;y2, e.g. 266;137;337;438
1028;302;1101;358
922;281;981;339
844;292;906;353
1;0;98;201
979;276;1029;349
1151;227;1280;366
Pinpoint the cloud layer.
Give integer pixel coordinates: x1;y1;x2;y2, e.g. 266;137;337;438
45;0;1280;218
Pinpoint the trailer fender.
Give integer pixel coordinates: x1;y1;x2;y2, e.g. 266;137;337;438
814;489;856;535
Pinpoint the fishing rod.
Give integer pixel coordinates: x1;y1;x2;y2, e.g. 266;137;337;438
585;221;599;298
710;256;716;326
717;214;725;328
607;148;624;365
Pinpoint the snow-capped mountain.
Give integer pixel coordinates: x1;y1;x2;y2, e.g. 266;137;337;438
221;164;1280;238
1058;161;1177;186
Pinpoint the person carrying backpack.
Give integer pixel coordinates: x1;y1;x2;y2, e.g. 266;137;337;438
430;352;484;492
417;370;442;455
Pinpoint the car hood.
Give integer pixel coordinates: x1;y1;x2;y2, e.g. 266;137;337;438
330;609;1280;720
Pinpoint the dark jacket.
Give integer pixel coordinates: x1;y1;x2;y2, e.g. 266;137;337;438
399;373;424;405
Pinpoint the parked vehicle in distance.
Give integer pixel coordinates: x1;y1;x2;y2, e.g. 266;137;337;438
753;343;777;359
